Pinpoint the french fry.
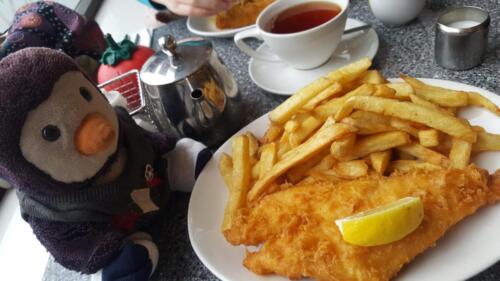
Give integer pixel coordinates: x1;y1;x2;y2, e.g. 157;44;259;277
434;135;454;155
259;143;277;179
472;132;500;152
302;82;343;111
284;120;299;133
286;148;329;183
324;57;372;84
222;135;251;231
418;129;441;147
401;74;468;107
341;111;393;135
334;96;477;142
308;170;344;183
387;160;442;174
248;122;356;202
269;58;371;124
314;84;375;121
331;160;369;179
307;154;337;174
467;92;500;116
396;143;450;167
356;70;388;85
386;82;414;100
410;93;456;116
331;133;356;158
449;138;472;169
245;132;259;157
277;132;292;158
288;114;322;146
251;160;261;180
262;124;283;143
444;107;458;116
472;126;486;132
396;150;416;160
369;150;392;174
297;175;319;185
342;131;411;161
373;84;396;98
389;118;420;137
219;153;233;191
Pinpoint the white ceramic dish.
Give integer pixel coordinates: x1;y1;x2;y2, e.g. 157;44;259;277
248;18;379;95
187;16;254;38
188;78;500;281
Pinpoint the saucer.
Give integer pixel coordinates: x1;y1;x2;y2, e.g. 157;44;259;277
248;18;379;95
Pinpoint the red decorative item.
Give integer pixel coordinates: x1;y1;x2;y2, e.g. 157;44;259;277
97;34;154;109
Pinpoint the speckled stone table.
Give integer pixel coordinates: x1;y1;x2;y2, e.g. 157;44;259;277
43;0;500;280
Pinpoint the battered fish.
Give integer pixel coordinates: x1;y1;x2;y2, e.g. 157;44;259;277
224;166;500;281
215;0;275;29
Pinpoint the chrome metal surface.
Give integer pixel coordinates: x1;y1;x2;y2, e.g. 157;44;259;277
141;35;213;86
435;6;489;70
140;35;238;147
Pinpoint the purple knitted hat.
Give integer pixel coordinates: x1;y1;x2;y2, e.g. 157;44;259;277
0;1;106;60
0;47;90;197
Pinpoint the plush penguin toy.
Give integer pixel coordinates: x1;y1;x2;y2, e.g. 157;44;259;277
0;47;210;280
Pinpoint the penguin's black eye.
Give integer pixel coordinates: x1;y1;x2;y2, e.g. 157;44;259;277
79;87;92;102
42;125;61;142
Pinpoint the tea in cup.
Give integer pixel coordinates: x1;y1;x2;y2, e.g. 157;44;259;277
234;0;349;70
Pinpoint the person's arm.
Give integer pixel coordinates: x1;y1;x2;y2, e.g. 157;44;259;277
138;0;232;16
137;0;167;10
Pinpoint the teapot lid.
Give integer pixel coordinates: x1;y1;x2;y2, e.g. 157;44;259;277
140;35;212;86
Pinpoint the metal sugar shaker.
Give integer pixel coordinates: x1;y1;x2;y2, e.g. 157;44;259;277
140;35;238;147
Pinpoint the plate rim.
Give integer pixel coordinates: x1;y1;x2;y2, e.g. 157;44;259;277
248;18;380;95
187;16;255;38
188;78;500;281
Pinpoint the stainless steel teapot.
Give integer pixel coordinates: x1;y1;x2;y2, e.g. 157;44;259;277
140;35;239;147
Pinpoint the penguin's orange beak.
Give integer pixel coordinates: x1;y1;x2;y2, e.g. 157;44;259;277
74;113;116;156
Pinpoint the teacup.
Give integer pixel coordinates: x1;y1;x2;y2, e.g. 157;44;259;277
234;0;349;70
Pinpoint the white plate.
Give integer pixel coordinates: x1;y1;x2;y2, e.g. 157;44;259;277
188;78;500;281
187;16;254;38
249;18;379;95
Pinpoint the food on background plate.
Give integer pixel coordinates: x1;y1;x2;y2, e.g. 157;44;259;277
219;58;500;280
215;0;275;30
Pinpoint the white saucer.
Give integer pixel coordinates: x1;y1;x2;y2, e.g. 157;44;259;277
187;16;254;38
249;18;379;95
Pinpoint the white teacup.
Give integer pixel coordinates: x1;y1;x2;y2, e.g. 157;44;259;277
234;0;349;70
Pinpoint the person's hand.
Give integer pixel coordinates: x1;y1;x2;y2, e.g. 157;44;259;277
153;0;233;17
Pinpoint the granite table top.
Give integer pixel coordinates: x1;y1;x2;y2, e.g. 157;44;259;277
43;0;500;280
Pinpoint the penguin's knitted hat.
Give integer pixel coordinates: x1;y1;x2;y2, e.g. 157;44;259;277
0;47;82;197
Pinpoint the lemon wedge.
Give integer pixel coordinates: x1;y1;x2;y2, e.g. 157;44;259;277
335;197;424;246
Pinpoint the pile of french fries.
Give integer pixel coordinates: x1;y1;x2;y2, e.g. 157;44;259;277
220;58;500;232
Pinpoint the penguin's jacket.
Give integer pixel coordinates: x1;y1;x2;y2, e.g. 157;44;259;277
0;48;206;275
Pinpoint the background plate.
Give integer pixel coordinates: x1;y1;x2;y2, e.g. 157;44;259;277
187;16;254;38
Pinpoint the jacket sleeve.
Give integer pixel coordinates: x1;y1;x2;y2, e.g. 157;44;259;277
23;214;125;274
142;130;177;156
166;138;212;192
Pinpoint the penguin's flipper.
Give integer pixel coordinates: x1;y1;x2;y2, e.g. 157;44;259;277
23;214;124;274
